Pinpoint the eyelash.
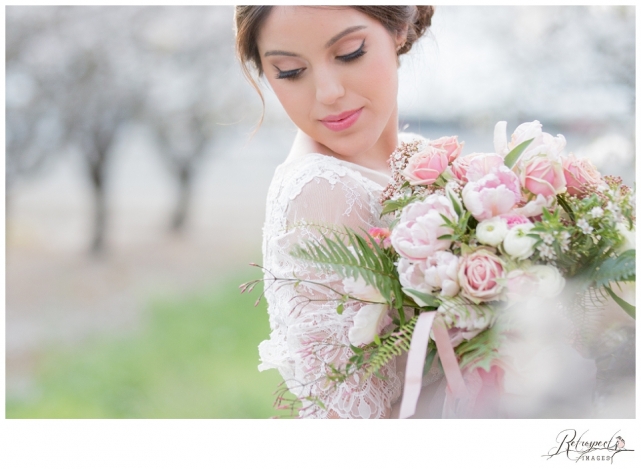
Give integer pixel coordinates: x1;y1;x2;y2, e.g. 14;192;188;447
275;40;367;81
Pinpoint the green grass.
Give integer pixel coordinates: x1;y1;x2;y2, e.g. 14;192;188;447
6;269;290;418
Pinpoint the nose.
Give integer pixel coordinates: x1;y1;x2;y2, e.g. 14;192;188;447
314;67;345;105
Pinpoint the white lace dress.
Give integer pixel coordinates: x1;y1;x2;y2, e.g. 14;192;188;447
258;133;444;419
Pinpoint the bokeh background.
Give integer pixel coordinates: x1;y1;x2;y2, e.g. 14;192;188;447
5;5;635;418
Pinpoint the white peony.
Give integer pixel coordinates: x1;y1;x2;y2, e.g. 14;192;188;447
476;217;509;247
527;264;566;298
342;276;385;303
348;304;391;346
423;251;461;297
503;223;536;260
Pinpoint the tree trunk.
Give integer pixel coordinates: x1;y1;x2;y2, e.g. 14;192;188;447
170;164;192;233
89;153;107;255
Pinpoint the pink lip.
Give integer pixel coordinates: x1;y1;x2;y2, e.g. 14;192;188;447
320;108;363;132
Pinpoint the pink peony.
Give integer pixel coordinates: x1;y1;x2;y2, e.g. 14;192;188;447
465;153;505;182
458;249;505;303
520;156;566;198
494;120;566;162
462;166;521;221
514;193;556;218
391;194;458;261
430;136;464;163
505;269;538;302
562;153;603;196
402;146;449;185
498;212;531;229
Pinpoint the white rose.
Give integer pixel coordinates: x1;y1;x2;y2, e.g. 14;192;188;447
527;264;566;298
348;304;391;346
342;276;385;303
616;222;636;253
476;217;509;247
503;223;536;260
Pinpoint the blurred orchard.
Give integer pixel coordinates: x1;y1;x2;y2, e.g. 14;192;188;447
5;6;635;418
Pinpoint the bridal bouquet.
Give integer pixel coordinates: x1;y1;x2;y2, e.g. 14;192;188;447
246;120;635;417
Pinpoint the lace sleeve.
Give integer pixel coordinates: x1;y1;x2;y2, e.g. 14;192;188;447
260;156;402;419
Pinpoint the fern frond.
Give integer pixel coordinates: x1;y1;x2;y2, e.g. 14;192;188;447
362;316;419;379
588;249;636;289
290;225;402;307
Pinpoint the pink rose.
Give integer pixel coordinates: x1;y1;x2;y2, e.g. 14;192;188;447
498;212;531;229
462;166;521;221
430;136;464;163
391;194;458;261
562;153;603;196
450;153;480;183
402;146;448;185
520;156;566;198
458;249;505;303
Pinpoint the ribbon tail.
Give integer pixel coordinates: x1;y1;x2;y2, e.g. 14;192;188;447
433;318;470;417
398;311;436;419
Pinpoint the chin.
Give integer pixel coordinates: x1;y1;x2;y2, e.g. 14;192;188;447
319;127;381;158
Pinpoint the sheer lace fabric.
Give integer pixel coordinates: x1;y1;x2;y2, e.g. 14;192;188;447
259;139;425;419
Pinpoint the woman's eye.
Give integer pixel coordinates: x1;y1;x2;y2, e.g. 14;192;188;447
336;40;366;63
276;67;304;80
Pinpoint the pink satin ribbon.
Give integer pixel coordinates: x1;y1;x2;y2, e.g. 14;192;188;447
398;312;468;419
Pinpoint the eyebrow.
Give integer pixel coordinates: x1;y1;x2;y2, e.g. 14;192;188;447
263;25;367;57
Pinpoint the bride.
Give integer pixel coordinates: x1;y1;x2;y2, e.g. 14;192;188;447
234;5;446;419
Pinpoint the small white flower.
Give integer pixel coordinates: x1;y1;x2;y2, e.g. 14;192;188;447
527;264;566;298
577;218;593;235
540;232;555;245
537;244;556;260
559;231;571;252
590;207;604;218
503;223;537;260
476;217;509;247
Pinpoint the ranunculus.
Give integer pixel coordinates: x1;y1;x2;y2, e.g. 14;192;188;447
502;223;536;260
527;264;565;298
465;153;505;182
402;146;449;185
615;222;636;253
462;166;521;221
562;153;604;196
367;227;392;249
458;249;505;303
423;251;461;297
348;304;392;346
520;156;566;198
498;212;531;229
429;135;464;163
342;276;385;303
391;194;458;261
450;152;482;183
476;217;509;247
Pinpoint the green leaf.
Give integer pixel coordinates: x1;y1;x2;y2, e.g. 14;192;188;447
448;192;463;217
585;249;636;289
503;138;534;169
402;288;440;307
349;344;362;354
423;347;437;376
374;334;381;346
605;285;635;319
336;303;344;315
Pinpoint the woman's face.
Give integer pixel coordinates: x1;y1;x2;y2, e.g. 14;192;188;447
257;7;406;159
